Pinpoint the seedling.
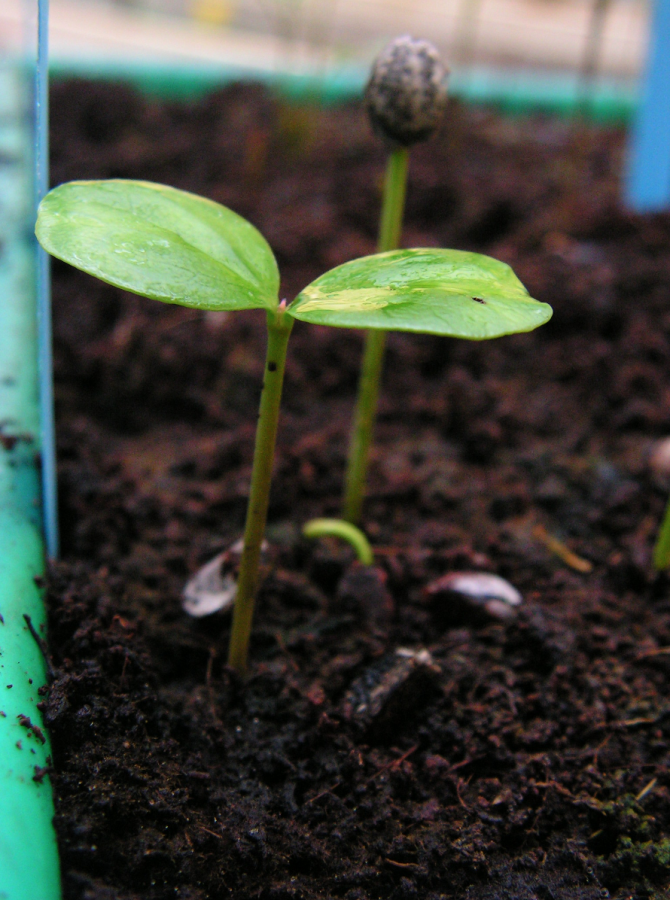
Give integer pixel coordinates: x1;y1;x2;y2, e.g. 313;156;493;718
36;178;551;674
342;36;449;524
303;518;373;565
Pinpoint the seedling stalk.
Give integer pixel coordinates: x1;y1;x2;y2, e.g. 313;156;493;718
228;305;293;673
654;498;670;570
343;146;408;523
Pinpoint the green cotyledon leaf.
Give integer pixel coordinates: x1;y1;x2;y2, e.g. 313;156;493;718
36;180;280;311
288;248;552;338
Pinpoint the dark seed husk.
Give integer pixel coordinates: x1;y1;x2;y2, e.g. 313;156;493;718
365;35;449;146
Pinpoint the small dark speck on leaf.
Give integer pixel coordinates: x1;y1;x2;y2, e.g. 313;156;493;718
472;297;486;304
268;361;277;372
0;612;4;624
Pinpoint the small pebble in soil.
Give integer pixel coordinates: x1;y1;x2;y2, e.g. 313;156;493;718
182;539;269;617
341;647;440;738
335;562;394;632
423;571;522;627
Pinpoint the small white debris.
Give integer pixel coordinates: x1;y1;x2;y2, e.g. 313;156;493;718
182;551;237;617
424;571;522;623
395;647;437;667
182;539;269;618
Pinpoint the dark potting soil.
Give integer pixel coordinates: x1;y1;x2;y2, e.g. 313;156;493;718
43;78;670;900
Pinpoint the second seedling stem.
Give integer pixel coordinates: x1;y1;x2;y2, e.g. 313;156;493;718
342;147;409;524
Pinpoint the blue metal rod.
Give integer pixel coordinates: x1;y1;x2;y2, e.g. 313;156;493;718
36;0;58;558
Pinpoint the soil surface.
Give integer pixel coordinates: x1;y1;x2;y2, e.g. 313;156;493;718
44;79;670;900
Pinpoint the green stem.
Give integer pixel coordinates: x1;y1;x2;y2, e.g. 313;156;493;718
654;494;670;570
228;306;293;675
303;518;374;566
342;146;409;524
377;146;410;254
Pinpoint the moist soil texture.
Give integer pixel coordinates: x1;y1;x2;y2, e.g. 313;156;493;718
43;79;670;900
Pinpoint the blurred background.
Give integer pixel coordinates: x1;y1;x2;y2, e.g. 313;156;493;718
0;0;650;92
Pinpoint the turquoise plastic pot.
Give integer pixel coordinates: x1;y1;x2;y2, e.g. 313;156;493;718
0;62;61;900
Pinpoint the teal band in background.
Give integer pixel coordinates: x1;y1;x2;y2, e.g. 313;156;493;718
48;57;636;122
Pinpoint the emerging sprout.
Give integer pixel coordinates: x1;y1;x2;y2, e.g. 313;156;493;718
365;35;449;147
303;518;373;566
36;179;551;675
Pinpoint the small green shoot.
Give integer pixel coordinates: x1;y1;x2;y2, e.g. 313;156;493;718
36;178;551;674
302;518;373;566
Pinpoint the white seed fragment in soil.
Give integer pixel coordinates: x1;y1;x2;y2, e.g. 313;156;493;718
182;539;269;617
341;647;440;736
424;571;522;624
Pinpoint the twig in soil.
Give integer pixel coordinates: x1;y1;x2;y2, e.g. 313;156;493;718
451;776;471;810
635;777;657;801
23;614;55;681
307;746;420;807
365;744;418;786
447;755;481;773
635;646;670;660
199;826;224;840
385;859;417;869
532;780;579;801
119;655;129;690
533;524;593;573
303;781;342;806
621;715;662;727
